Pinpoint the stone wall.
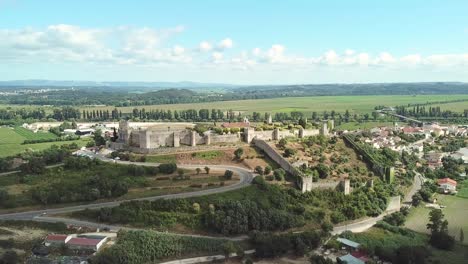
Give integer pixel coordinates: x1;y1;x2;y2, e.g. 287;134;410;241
210;133;241;144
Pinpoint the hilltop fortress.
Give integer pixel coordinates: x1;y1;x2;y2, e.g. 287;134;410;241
110;120;333;153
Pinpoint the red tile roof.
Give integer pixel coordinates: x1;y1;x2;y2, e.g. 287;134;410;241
437;178;457;186
46;235;68;241
67;237;101;246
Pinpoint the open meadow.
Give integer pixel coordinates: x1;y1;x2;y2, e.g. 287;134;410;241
405;194;468;245
78;94;468;115
0;127;88;158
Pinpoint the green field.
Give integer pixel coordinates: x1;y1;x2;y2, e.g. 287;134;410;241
13;126;57;140
405;194;468;244
79;94;468;115
0;127;88;158
457;180;468;199
336;121;401;130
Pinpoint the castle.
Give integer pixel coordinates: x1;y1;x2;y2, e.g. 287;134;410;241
110;120;333;153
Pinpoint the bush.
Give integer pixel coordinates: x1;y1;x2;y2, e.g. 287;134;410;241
254;166;264;175
284;148;296;157
158;163;177;174
224;170;234;180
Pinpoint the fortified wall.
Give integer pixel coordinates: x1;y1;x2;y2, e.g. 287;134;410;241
113;120;326;152
252;138;349;194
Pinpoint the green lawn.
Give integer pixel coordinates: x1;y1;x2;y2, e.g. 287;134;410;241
191;150;224;160
347;227;468;264
80;94;468;115
336;121;402;130
405;194;468;244
145;154;177;163
13;126;57;140
0;127;89;157
457;180;468;199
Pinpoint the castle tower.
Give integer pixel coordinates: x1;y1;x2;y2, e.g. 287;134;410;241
320;121;328;136
118;120;131;144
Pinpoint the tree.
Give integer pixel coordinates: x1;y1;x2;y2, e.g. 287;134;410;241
204;166;210;174
427;209;455;250
1;250;18;264
273;168;286;181
224;170;234;180
234;148;244;160
284;148;296;157
196;168;201;175
222;241;237;259
412;193;423;207
254;166;264;175
460;228;465;243
264;165;272;175
278;138;288;148
309;254;333;264
177;168;185;178
93;129;106;146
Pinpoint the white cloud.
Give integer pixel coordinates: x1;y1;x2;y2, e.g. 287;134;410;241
199;41;212;52
172;45;185;56
211;51;223;62
218;38;233;50
0;24;467;73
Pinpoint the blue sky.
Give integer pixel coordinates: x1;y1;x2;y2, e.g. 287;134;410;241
1;0;467;84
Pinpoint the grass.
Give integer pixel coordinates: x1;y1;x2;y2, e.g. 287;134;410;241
145;154;177;163
0;127;89;157
347;227;468;264
405;194;468;244
456;180;468;199
12;126;57;140
336;121;402;130
191;150;224;160
79;94;468;115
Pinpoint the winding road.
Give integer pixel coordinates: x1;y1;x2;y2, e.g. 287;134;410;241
0;150;425;239
0;153;254;228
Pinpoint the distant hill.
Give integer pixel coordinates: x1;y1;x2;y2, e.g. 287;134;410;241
0;80;238;89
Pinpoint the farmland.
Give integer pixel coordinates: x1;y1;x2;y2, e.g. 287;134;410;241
405;194;468;245
78;94;468;116
0;127;88;157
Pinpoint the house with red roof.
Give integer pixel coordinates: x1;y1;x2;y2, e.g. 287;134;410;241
44;234;72;246
437;178;457;194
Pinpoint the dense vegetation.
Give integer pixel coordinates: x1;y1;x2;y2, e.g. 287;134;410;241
74;176;396;234
91;230;230;264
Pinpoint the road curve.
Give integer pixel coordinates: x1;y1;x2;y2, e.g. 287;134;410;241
0;157;254;222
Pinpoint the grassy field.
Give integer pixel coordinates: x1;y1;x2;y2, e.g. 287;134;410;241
78;94;468;115
457;180;468;199
405;194;468;244
0;127;88;157
335;121;402;130
13;126;57;140
347;227;468;264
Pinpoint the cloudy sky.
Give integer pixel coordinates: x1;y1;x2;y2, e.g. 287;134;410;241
1;0;467;84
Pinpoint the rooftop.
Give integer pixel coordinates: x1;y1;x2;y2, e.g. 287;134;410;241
437;178;457;186
45;234;69;241
337;237;361;249
338;254;365;264
67;237;102;246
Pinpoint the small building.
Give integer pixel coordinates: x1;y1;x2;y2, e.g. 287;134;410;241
338;254;365;264
337;237;361;251
66;237;107;252
437;178;457;194
75;128;94;136
44;234;72;246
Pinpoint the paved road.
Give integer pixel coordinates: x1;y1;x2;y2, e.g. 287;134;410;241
404;171;425;204
0;155;254;223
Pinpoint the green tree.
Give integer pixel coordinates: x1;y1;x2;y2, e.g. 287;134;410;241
234;148;244;160
284;148;296;157
254;166;264;175
427;209;455;250
204;166;210;174
264;165;272;175
273;168;286;181
195;168;201;175
224;170;234;180
93;129;106;146
460;228;465;243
